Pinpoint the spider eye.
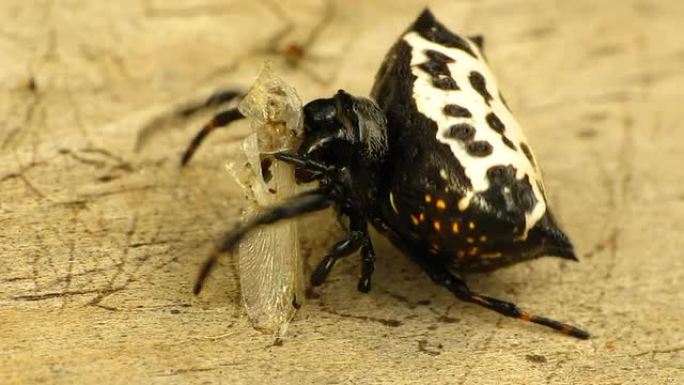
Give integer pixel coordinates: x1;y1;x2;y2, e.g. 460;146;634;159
303;99;340;134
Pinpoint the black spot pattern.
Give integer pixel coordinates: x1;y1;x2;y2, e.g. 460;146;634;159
444;104;472;118
466;141;493;157
369;10;582;279
418;61;449;78
485;112;505;133
511;175;538;212
520;142;536;166
370;38;474;215
412;10;477;58
469;71;493;105
446;123;476;141
480;172;524;226
418;50;459;90
487;165;517;186
485;112;516;149
425;49;454;64
502;136;517;150
483;165;538;221
432;76;459;90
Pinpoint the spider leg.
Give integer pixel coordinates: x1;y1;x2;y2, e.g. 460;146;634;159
181;108;244;166
357;236;375;293
136;89;242;151
418;258;590;339
194;188;333;295
177;89;242;119
310;215;377;293
273;152;332;175
310;230;365;286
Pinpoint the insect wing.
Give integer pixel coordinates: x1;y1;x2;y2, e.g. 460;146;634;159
236;144;304;335
228;64;305;336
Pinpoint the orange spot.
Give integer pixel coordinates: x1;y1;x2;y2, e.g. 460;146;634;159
561;324;573;335
518;312;532;321
410;215;420;225
471;295;486;303
433;220;442;232
419;213;426;222
451;222;460;233
436;199;446;211
468;221;475;230
457;250;466;258
468;246;479;256
466;237;475;244
479;235;487;242
425;194;432;203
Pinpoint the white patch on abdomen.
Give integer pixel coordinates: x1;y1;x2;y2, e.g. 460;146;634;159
403;32;546;237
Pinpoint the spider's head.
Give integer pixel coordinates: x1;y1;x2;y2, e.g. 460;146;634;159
297;90;388;183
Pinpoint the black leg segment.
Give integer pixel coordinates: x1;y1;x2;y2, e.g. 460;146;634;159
310;230;365;286
357;240;375;293
310;214;377;293
177;89;242;118
420;260;590;339
194;188;333;295
136;89;242;152
181;108;244;166
274;152;333;175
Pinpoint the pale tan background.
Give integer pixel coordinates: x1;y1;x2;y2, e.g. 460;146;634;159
1;0;682;384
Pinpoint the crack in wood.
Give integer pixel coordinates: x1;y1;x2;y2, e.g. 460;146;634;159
12;287;124;302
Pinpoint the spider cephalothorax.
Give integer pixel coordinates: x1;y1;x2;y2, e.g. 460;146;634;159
179;9;590;339
296;91;389;211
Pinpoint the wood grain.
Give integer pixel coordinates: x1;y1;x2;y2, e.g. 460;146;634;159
1;0;682;384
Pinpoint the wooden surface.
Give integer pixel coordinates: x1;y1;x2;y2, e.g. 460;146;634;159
1;0;682;384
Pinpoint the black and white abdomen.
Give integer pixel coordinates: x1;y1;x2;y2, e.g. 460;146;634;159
403;25;546;238
371;9;575;270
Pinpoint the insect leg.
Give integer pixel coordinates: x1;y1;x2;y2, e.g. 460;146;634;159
310;230;365;286
194;188;333;295
181;108;244;166
420;261;590;339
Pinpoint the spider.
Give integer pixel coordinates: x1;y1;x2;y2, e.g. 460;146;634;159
180;9;590;339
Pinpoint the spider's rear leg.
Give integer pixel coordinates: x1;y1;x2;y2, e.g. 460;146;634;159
181;108;244;166
177;89;242;119
136;89;243;151
418;259;590;339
